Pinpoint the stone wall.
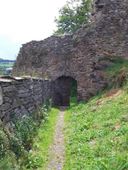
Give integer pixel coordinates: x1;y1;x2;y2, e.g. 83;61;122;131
0;77;51;123
13;0;128;101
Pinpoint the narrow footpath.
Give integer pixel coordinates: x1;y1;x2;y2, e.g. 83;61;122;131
47;107;65;170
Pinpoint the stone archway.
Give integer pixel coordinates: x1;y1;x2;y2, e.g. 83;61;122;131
52;76;77;106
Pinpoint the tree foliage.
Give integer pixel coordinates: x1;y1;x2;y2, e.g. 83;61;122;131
55;0;92;34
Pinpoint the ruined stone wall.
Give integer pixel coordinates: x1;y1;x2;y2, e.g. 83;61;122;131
13;0;128;101
0;77;51;123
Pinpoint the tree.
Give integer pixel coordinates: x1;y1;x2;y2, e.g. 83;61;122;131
55;0;92;34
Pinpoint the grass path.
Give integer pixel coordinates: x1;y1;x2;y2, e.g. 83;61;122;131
47;107;65;170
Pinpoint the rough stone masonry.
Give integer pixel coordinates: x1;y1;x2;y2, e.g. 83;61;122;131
13;0;128;102
0;77;51;123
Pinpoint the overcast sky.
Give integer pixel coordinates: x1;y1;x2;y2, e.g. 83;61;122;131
0;0;67;59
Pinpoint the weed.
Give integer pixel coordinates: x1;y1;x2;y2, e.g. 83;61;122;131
0;103;54;169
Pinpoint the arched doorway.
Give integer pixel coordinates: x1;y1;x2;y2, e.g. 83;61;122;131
52;76;77;106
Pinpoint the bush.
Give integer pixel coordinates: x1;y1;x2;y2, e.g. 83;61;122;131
13;116;37;151
0;130;9;159
0;129;18;169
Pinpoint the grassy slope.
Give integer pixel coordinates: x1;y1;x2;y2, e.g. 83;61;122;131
64;88;128;170
64;58;128;170
24;108;59;170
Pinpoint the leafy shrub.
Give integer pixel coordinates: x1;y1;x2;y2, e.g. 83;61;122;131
9;136;25;160
13;116;37;150
0;156;16;170
0;129;18;169
32;101;51;123
0;130;9;159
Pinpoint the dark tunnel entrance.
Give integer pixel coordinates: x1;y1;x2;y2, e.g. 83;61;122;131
52;76;77;106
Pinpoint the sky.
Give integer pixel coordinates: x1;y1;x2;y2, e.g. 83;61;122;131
0;0;67;60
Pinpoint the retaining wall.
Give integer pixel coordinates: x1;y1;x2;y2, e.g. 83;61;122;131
0;77;51;123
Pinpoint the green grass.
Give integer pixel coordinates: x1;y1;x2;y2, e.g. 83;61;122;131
64;88;128;170
24;108;59;169
105;57;128;77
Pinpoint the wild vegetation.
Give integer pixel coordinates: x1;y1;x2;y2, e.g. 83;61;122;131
0;103;59;169
104;57;128;89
